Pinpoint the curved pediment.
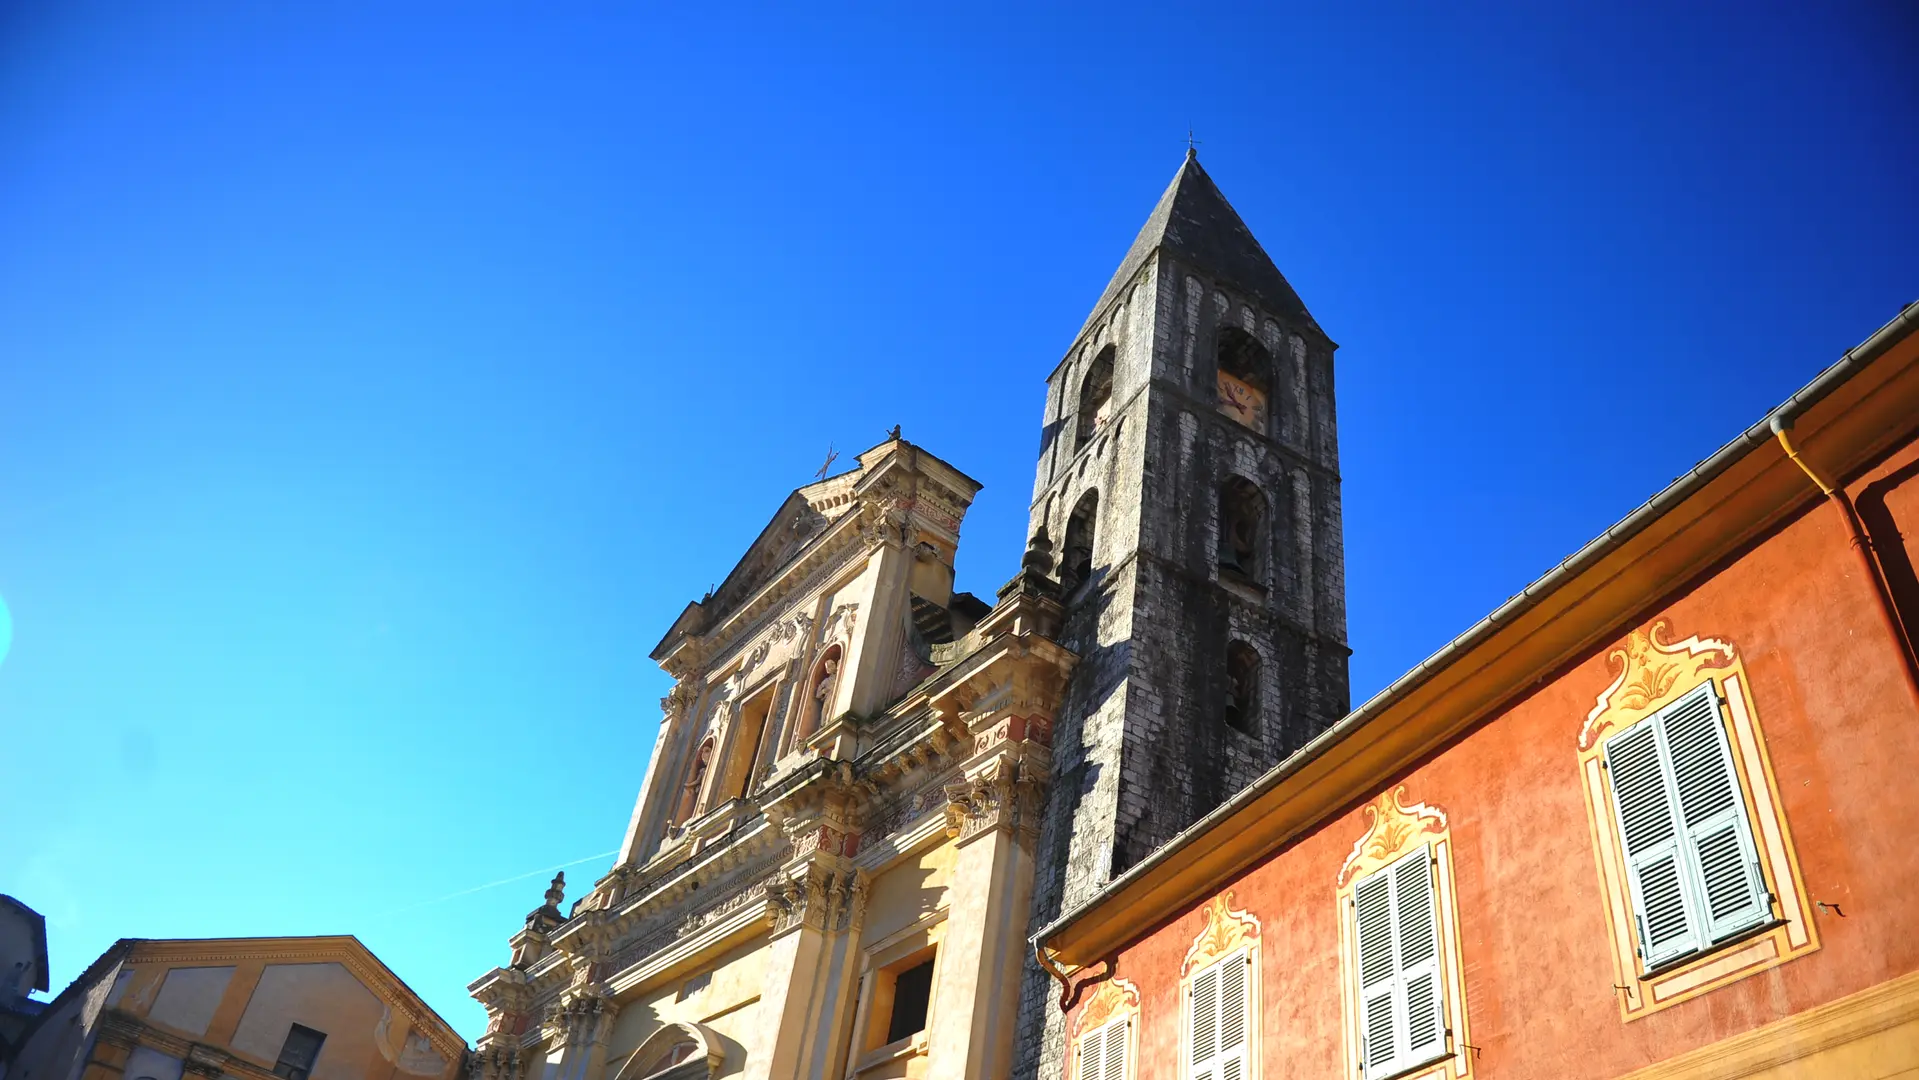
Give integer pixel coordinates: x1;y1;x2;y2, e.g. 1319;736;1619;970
611;1021;725;1080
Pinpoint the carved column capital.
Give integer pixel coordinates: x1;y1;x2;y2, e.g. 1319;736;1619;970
764;859;865;937
943;755;1048;845
468;1046;527;1080
540;987;618;1051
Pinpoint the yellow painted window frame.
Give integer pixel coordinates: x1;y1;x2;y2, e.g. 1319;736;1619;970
1178;892;1262;1080
1575;619;1819;1021
1335;786;1474;1080
1068;976;1140;1080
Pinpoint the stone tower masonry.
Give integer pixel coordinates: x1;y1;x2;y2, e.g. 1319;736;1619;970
1013;151;1351;1078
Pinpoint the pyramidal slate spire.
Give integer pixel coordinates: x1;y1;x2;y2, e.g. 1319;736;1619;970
1081;152;1314;337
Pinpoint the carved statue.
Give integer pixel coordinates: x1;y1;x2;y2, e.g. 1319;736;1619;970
812;655;840;725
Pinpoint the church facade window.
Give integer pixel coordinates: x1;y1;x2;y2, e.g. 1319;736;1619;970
857;939;942;1063
1215;327;1271;434
1076;346;1116;452
1218;477;1268;583
719;683;778;800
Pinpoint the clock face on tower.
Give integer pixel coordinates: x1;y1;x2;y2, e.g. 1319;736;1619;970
1216;370;1268;433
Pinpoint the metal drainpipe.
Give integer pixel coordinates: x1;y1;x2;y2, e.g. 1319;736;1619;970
1770;416;1919;707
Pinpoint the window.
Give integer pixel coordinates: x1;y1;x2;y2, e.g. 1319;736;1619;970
1187;950;1250;1080
1062;491;1099;596
885;957;935;1044
1215;327;1270;433
1603;680;1770;971
273;1024;326;1080
1224;643;1259;735
1077;1017;1129;1080
1076;347;1115;452
1353;847;1445;1079
721;684;777;799
1217;478;1267;581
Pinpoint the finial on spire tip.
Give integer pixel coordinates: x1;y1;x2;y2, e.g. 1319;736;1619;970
1186;129;1200;161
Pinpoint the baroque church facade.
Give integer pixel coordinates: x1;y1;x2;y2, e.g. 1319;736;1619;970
466;151;1350;1080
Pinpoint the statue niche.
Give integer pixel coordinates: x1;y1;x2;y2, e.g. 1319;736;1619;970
793;644;842;749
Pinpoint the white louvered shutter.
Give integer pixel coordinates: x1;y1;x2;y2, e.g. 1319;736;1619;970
1605;681;1768;971
1393;848;1445;1064
1190;961;1220;1080
1081;1019;1127;1080
1188;951;1249;1080
1355;846;1447;1079
1101;1018;1128;1080
1079;1023;1107;1080
1605;719;1699;967
1354;869;1399;1078
1662;683;1770;942
1217;951;1249;1080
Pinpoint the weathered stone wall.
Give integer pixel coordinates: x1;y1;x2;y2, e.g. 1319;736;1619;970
1012;251;1350;1079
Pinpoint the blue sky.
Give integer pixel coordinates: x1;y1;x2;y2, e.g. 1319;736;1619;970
2;2;1914;1040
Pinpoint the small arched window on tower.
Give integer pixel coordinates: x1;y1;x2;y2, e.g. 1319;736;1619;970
1215;326;1271;434
1218;476;1268;583
794;644;843;749
673;737;714;826
1074;346;1115;452
1062;490;1099;597
1224;642;1260;735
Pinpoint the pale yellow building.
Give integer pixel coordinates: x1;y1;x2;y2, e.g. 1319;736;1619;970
7;938;465;1080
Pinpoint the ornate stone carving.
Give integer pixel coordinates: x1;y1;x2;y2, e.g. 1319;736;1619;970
468;1046;526;1080
772;610;813;645
764;862;863;936
1580;618;1737;751
823;602;860;644
942;757;1046;843
541;986;617;1050
660;681;697;725
1336;784;1448;888
1180;891;1261;978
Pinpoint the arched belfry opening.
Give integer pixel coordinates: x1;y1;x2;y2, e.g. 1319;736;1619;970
1215;326;1271;432
1075;346;1115;451
1061;490;1099;596
1218;476;1268;582
1224;642;1260;735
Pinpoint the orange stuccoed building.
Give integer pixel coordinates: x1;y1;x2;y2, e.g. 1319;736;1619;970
1033;301;1919;1080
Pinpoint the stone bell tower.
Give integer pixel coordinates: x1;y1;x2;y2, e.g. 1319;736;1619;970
1014;150;1351;1077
